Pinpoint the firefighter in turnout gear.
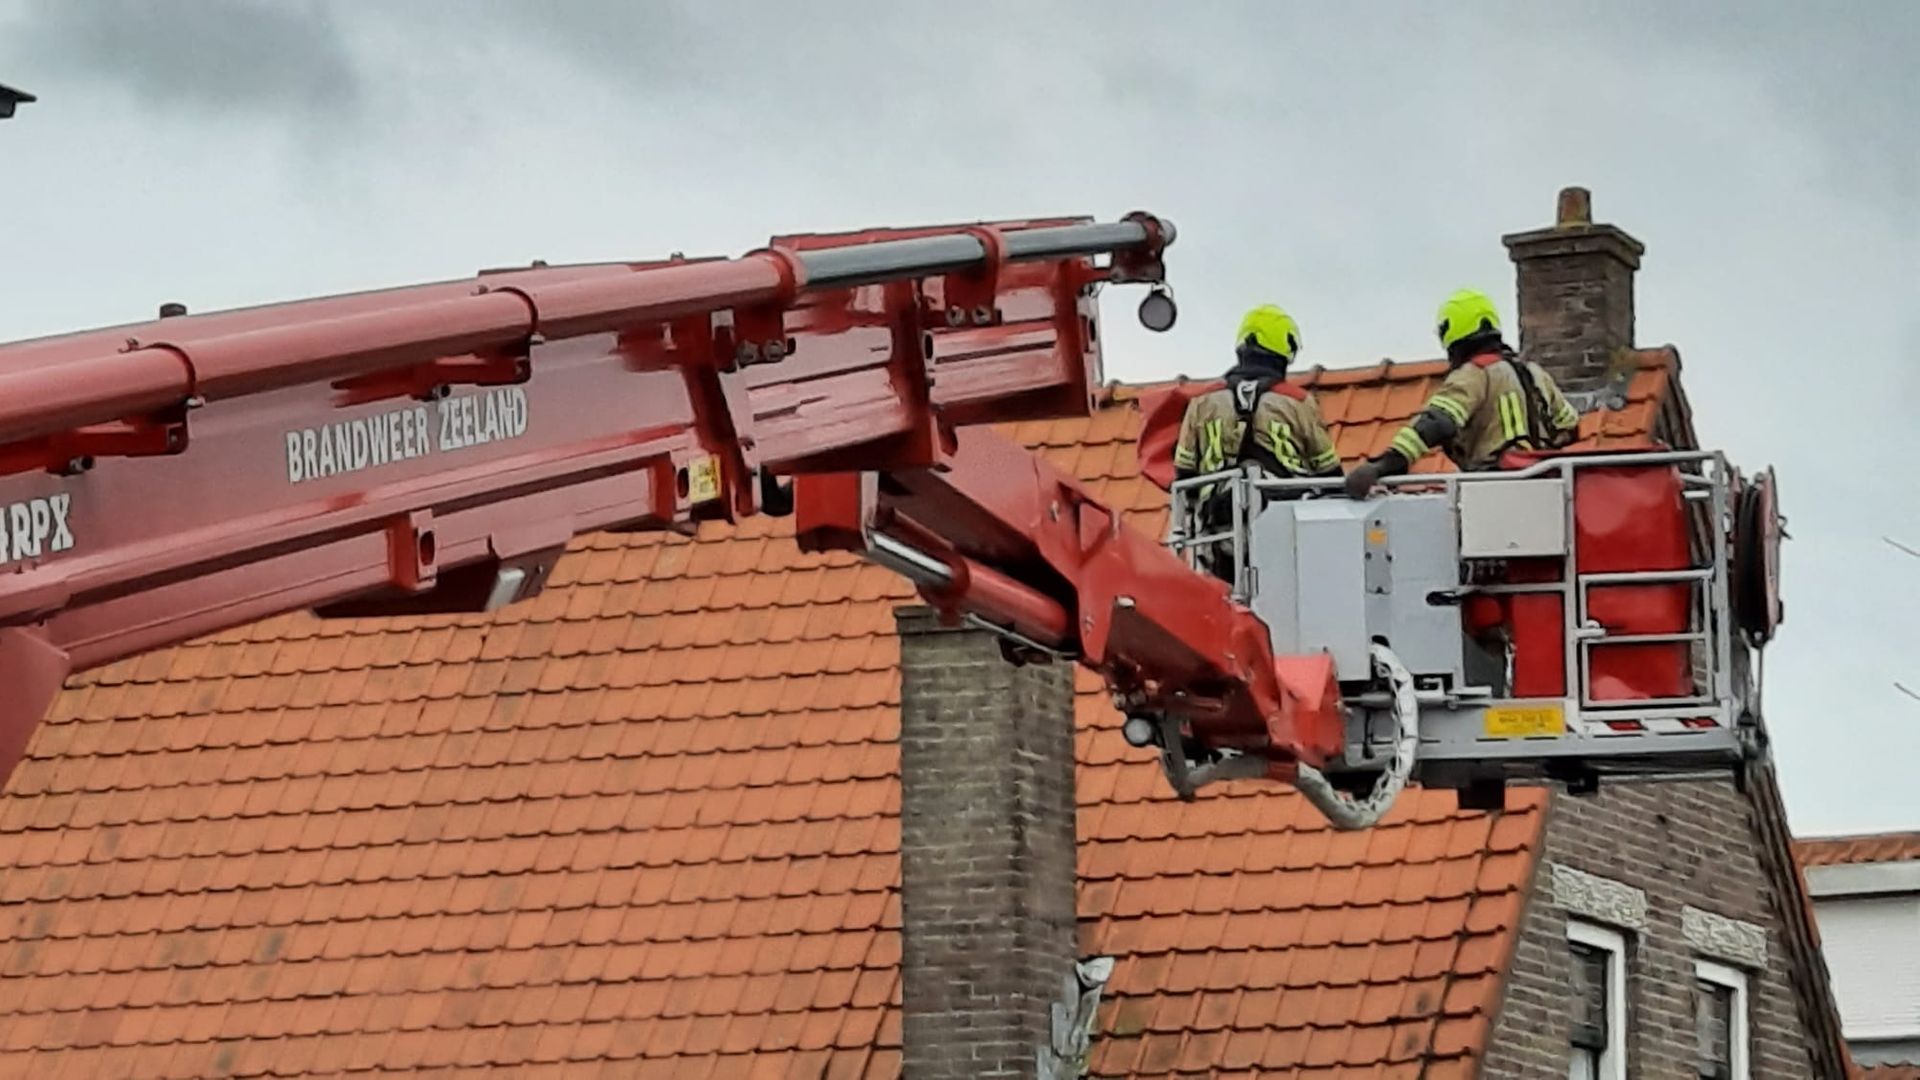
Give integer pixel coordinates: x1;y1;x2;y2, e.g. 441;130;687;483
1175;305;1341;580
1344;289;1580;498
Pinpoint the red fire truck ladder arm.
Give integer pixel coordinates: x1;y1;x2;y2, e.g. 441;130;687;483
792;432;1348;781
0;213;1175;783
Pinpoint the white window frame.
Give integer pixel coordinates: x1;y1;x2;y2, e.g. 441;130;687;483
1568;920;1628;1080
1694;958;1751;1080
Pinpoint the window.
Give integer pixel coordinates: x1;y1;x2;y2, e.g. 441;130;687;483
1805;892;1920;1043
1693;959;1750;1080
1568;921;1627;1080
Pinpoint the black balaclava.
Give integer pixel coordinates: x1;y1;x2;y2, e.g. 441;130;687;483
1445;328;1507;367
1228;338;1292;383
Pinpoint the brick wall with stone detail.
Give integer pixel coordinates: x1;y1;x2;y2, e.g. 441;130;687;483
894;606;1081;1079
1481;779;1838;1079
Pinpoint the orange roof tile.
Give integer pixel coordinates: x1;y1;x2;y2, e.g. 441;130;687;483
1795;830;1920;867
0;354;1678;1076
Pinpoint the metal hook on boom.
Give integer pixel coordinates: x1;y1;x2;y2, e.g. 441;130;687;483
1294;643;1420;831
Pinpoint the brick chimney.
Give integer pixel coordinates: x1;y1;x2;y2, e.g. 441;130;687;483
1501;186;1646;393
894;607;1084;1078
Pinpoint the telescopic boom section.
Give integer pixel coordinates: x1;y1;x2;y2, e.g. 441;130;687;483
793;433;1347;782
0;211;1340;792
0;214;1176;784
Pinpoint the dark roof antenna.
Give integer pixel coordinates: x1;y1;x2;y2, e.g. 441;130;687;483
0;83;34;119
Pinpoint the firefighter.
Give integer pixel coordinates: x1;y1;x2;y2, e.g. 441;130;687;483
1343;289;1580;498
1174;304;1341;580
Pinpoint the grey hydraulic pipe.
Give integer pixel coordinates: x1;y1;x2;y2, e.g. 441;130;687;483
866;532;955;588
1002;220;1173;261
793;216;1173;291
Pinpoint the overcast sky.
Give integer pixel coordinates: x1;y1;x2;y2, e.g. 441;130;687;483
1;1;1914;835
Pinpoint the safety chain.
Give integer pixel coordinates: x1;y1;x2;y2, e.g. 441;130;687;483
1294;642;1420;830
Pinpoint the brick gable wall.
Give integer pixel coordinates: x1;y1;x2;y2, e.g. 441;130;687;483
1482;780;1833;1078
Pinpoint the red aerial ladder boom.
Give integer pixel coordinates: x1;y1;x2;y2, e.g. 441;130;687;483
0;214;1345;795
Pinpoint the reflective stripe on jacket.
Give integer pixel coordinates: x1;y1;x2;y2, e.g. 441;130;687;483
1387;353;1580;470
1173;385;1340;477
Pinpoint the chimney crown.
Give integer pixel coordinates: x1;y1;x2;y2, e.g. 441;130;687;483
1501;187;1646;393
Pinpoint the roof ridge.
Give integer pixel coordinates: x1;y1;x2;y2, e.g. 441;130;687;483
1747;762;1854;1077
1100;357;1457;403
1448;798;1553;1076
1629;343;1681;370
1794;827;1920;844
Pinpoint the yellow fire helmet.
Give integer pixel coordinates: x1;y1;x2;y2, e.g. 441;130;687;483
1435;289;1502;348
1236;304;1301;361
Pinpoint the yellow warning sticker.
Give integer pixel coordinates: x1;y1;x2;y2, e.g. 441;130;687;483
1483;704;1566;739
686;456;721;504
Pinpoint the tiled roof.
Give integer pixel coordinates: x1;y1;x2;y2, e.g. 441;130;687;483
1795;831;1920;868
1132;347;1677;500
1289;346;1676;463
0;352;1679;1077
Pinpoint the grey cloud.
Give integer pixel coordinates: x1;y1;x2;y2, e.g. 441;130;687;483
423;0;701;86
1898;319;1920;409
469;0;1920;225
1531;0;1920;216
10;0;363;121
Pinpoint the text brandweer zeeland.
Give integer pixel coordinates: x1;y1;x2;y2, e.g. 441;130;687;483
285;387;531;484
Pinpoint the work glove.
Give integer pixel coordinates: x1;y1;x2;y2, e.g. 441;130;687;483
1343;461;1381;499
